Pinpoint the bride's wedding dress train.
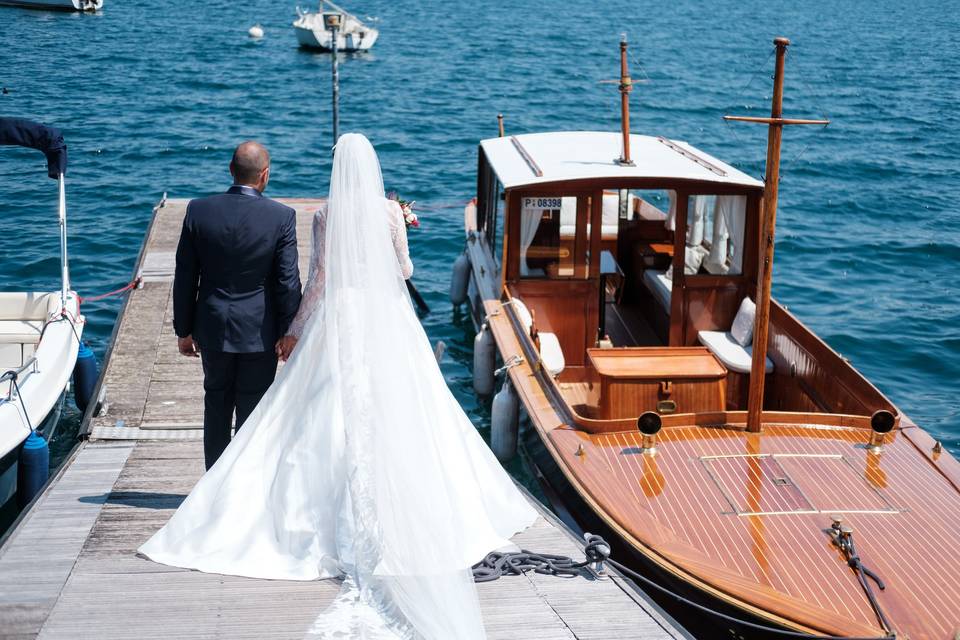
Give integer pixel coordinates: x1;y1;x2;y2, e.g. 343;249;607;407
139;134;536;639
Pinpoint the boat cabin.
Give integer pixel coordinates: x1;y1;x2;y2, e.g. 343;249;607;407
469;130;896;426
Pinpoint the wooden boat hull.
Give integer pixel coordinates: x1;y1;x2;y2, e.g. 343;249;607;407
459;115;960;637
462;236;960;638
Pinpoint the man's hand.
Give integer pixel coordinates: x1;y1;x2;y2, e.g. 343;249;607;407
178;335;200;358
275;335;298;362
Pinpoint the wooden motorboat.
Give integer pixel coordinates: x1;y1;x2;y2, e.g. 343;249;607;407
293;1;378;52
0;118;84;511
454;38;960;639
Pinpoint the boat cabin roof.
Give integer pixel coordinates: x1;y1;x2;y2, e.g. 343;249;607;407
480;131;763;191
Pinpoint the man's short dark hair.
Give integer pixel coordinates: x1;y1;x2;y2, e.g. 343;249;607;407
230;141;270;185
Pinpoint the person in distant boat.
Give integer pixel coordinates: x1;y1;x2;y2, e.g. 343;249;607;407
171;141;302;469
141;134;536;640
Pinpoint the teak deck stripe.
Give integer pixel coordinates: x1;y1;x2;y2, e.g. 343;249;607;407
0;197;687;640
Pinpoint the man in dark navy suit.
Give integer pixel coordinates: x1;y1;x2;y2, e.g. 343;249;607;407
173;141;302;469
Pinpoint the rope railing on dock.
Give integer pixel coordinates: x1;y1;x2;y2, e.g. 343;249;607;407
475;533;896;640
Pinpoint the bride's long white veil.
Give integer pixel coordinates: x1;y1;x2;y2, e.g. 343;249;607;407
139;133;536;640
308;134;500;639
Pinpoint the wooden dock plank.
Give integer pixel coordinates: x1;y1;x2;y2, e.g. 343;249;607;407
0;197;687;640
0;443;133;639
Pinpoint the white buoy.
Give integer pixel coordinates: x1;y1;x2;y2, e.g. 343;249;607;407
248;24;264;38
491;379;519;462
450;252;471;306
473;324;496;396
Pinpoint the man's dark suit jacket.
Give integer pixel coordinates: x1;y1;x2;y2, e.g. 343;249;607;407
173;185;302;353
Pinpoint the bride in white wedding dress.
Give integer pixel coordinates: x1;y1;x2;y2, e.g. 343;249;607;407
139;133;537;639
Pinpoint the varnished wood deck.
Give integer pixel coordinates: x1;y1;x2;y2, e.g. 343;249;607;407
0;197;688;640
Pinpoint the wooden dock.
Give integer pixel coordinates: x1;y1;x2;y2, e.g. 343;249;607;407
0;197;688;640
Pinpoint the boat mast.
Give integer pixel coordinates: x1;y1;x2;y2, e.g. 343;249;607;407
616;36;634;166
724;37;828;433
322;10;343;149
58;173;70;307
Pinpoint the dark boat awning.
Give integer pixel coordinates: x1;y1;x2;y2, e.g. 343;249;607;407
0;117;67;178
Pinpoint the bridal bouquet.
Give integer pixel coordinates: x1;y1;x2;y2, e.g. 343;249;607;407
387;192;420;228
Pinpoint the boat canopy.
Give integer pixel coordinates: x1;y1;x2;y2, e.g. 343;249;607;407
0;117;67;179
480;131;762;190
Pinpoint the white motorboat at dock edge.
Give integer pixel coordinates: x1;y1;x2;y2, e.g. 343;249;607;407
0;118;86;513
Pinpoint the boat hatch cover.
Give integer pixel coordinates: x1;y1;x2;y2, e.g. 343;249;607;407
699;453;901;517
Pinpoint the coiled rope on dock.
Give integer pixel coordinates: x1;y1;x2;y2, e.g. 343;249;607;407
474;533;896;640
472;534;610;582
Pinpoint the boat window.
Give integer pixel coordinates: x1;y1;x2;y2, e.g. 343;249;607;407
618;190;674;223
490;181;503;266
686;194;747;275
519;195;578;279
476;150;501;259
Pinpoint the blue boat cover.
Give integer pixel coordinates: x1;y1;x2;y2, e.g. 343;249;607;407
0;117;67;178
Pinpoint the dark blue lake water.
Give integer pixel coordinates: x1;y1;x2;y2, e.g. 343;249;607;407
2;1;958;494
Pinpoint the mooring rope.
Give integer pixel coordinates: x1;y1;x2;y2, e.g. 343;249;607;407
475;533;895;640
830;525;893;634
472;534;610;582
79;276;142;304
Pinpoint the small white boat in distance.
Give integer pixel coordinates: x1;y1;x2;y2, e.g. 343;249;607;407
293;1;378;52
0;0;102;11
0;118;84;511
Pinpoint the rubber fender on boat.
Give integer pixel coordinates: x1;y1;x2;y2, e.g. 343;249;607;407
450;252;471;306
17;431;49;508
491;379;519;462
73;341;99;413
473;324;496;396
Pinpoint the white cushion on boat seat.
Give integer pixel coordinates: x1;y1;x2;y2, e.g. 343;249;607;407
508;298;565;376
698;330;773;374
0;292;59;321
538;332;565;377
0;320;43;344
508;298;534;332
642;269;673;310
730;297;756;347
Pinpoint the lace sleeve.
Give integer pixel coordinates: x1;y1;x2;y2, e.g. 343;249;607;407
287;205;327;338
388;200;414;280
